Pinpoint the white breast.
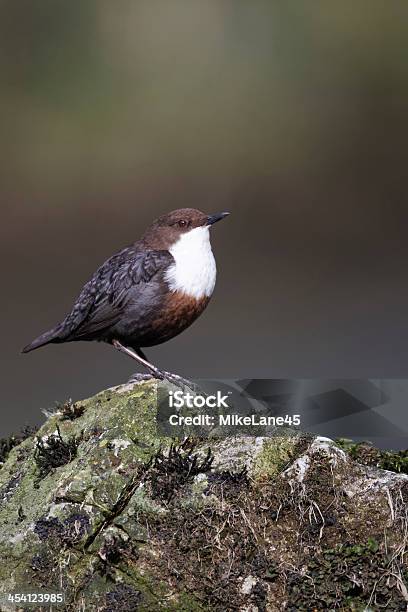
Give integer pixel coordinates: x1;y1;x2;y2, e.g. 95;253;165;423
165;226;217;299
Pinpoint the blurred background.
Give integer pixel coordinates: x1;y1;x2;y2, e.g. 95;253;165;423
1;1;408;436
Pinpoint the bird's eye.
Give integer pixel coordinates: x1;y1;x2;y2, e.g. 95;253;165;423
178;219;187;228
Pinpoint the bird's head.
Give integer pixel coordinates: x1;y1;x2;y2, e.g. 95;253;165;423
142;208;230;250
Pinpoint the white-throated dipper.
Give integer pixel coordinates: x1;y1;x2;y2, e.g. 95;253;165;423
22;208;229;384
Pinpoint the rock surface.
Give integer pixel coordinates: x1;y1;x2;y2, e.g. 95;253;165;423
0;380;407;611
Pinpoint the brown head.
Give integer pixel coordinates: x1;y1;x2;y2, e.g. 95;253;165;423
140;208;230;250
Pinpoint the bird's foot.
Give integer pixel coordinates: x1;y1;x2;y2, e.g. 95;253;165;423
127;372;155;384
127;369;197;391
154;369;199;392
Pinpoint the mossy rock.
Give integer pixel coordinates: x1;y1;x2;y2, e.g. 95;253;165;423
0;382;407;611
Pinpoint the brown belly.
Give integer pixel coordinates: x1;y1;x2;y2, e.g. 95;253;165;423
140;291;210;347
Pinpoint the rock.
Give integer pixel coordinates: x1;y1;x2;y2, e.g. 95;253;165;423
0;381;407;611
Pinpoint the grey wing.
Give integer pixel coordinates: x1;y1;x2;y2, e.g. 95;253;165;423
61;247;173;339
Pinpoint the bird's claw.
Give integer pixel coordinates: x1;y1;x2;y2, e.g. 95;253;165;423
127;372;155;384
156;370;198;392
126;367;198;392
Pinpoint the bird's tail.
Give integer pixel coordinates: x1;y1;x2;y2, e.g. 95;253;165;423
22;324;64;353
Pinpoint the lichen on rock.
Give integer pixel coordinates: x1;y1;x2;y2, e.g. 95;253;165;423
0;381;407;611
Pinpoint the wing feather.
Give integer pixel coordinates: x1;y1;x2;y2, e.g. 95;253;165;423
62;247;173;339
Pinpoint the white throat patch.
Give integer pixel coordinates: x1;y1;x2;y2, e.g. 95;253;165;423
165;226;216;299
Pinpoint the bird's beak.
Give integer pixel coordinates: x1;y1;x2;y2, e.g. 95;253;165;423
206;212;230;226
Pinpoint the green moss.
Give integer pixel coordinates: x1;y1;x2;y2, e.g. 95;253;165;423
0;381;166;607
124;486;166;516
336;438;408;474
252;436;302;480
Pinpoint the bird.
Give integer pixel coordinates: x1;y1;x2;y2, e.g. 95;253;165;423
22;208;230;385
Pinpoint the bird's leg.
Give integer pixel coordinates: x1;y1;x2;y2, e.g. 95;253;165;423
112;340;163;378
126;347;153;382
112;339;197;390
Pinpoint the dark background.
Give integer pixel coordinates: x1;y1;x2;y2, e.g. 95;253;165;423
1;2;408;438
